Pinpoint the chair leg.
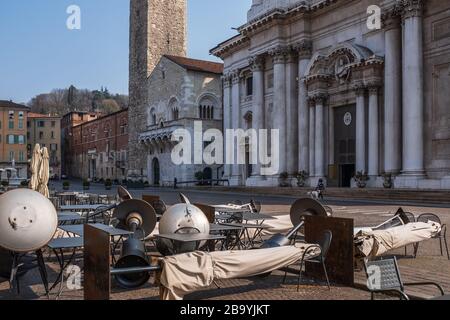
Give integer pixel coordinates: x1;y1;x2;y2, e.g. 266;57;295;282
322;260;331;290
439;237;444;256
444;235;450;260
414;242;420;258
297;260;305;292
282;271;288;284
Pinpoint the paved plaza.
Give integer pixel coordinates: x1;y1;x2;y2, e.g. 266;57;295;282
1;184;449;300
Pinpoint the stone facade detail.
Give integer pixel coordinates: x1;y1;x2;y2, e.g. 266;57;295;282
211;0;450;189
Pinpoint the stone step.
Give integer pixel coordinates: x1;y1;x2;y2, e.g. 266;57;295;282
189;186;450;204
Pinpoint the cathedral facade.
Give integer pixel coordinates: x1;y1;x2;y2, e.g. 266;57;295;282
211;0;450;189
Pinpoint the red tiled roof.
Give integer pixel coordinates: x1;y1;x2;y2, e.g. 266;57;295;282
28;112;49;118
164;55;223;74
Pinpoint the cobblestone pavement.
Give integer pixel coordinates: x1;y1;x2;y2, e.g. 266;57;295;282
1;192;448;300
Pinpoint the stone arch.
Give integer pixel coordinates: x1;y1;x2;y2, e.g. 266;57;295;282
305;42;375;78
168;96;180;121
197;93;220;120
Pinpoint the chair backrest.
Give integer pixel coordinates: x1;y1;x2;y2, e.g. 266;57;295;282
417;213;442;236
401;212;416;224
142;195;160;204
152;200;167;216
317;230;333;259
250;199;262;213
417;213;441;225
365;257;404;292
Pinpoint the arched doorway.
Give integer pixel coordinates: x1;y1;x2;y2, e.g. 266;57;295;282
152;158;160;185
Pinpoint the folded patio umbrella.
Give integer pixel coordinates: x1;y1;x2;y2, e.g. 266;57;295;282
37;147;50;198
354;221;442;258
160;244;321;300
29;144;41;191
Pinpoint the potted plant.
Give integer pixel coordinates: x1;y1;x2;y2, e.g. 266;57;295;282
83;179;90;190
63;180;70;190
104;179;112;190
295;171;309;187
381;173;393;189
195;171;204;186
354;171;369;189
279;172;290;187
144;181;150;187
20;180;28;188
1;180;9;190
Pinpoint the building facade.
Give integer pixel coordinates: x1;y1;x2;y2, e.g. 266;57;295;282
129;55;223;186
61;111;100;177
27;113;62;179
211;0;450;189
0;100;29;180
70;109;128;181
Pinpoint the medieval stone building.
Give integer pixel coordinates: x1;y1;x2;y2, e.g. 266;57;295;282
211;0;450;189
127;0;223;185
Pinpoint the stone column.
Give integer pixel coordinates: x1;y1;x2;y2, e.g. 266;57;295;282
368;84;380;177
286;51;298;175
230;70;242;184
309;99;316;177
401;0;425;175
355;85;367;173
314;95;326;178
222;74;232;179
384;11;402;174
249;55;265;179
328;106;335;166
269;46;287;175
295;40;313;174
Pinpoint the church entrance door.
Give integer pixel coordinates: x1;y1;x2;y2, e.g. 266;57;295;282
334;105;356;187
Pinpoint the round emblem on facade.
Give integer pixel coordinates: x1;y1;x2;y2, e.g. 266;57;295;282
343;112;352;126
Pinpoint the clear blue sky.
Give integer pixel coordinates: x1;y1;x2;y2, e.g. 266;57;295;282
0;0;252;103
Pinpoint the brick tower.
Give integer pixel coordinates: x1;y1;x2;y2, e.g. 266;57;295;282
128;0;187;175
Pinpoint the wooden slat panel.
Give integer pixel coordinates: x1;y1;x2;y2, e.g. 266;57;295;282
304;216;354;286
84;224;111;300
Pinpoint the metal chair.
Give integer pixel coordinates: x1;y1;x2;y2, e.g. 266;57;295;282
283;230;332;291
250;199;262;213
365;257;445;300
415;213;449;260
401;212;416;256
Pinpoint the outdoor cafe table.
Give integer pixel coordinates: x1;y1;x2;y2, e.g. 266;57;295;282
58;223;133;264
60;204;106;212
215;213;276;249
46;237;84;299
58;213;84;225
155;234;225;255
209;223;244;250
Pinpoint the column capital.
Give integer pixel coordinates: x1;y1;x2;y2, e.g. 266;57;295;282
366;81;381;94
383;5;402;30
292;40;313;59
230;70;241;85
401;0;425;20
268;45;289;64
353;83;366;96
222;73;232;88
249;55;265;72
311;93;328;105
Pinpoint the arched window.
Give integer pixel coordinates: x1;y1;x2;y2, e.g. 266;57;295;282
198;95;218;120
149;107;157;126
168;98;180;121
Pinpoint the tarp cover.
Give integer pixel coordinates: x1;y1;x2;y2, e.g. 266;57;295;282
160;244;321;300
354;221;441;258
